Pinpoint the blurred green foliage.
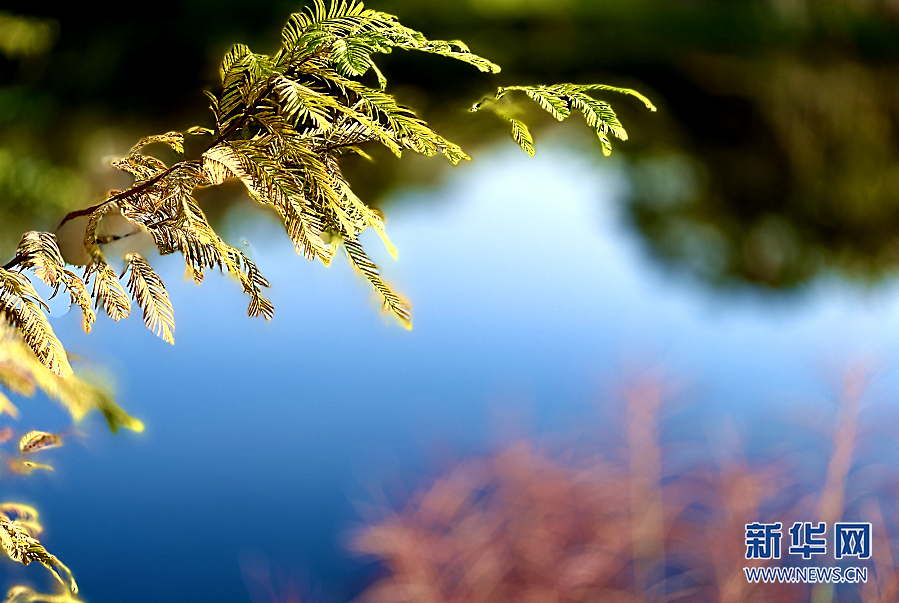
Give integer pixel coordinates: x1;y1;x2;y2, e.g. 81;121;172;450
3;0;899;287
0;12;56;59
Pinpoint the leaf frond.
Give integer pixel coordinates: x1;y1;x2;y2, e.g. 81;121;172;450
13;232;96;333
85;262;131;322
123;254;175;344
474;83;655;156
344;238;410;328
509;118;535;156
130;132;185;155
0;513;77;593
0;268;71;378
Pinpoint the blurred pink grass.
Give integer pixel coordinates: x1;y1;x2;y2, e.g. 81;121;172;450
350;364;897;603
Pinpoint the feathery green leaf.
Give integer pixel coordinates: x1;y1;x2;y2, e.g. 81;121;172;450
509;118;535;156
123;254;175;344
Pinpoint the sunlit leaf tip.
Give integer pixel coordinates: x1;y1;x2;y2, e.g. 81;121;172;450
509;118;535;156
476;83;654;157
123;254;175;344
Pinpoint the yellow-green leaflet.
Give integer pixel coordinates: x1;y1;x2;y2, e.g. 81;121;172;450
18;430;62;454
6;458;55;474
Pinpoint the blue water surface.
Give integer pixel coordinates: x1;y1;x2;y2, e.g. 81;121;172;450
4;139;899;602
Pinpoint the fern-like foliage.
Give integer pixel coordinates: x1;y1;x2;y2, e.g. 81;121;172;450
0;0;652;379
0;503;77;593
0;323;139;593
509;118;535;157
471;84;657;156
0;267;71;378
0;3;655;600
13;232;95;334
123;254;175;344
0;324;143;432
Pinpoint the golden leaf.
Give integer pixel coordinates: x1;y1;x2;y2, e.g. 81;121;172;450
123;254;175;344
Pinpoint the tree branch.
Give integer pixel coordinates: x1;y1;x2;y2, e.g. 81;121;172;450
3;162;191;271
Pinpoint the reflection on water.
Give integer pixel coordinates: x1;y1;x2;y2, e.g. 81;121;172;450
350;364;899;603
5;0;899;292
627;56;899;289
4;142;899;602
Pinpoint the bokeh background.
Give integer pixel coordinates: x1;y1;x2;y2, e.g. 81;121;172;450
4;1;899;602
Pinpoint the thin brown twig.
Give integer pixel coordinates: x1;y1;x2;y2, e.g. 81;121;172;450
1;79;277;272
3;58;333;273
2;163;184;271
